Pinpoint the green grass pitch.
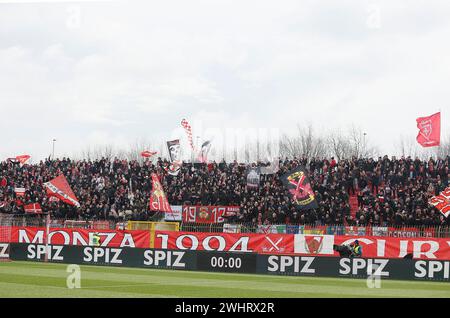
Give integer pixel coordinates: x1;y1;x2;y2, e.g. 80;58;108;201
0;261;449;298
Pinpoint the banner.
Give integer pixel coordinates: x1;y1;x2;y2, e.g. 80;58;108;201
24;203;43;214
167;139;182;176
182;206;239;223
416;112;441;147
43;174;80;207
257;225;287;234
154;231;295;254
9;244;450;281
294;234;450;260
223;224;242;234
9;227;150;248
149;173;172;213
281;166;318;210
154;231;450;260
246;167;261;189
14;188;26;197
387;227;435;238
429;186;450;218
165;205;183;221
344;226;367;236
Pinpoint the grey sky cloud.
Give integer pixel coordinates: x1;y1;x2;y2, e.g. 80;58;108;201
0;0;448;161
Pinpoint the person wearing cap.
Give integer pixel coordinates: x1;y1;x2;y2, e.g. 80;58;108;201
350;240;362;258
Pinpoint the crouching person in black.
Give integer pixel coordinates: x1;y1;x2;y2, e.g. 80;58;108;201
333;240;363;258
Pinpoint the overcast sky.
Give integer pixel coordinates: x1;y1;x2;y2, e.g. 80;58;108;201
0;0;448;161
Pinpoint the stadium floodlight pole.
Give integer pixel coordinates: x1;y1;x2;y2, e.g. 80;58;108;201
363;133;367;157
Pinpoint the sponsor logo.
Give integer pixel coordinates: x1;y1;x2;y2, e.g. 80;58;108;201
267;256;316;274
415;261;450;279
143;250;186;268
339;258;389;277
83;247;123;264
27;244;64;261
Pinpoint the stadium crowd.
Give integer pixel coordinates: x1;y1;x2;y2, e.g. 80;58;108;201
0;155;449;226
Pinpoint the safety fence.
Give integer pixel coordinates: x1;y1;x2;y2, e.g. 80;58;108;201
180;222;450;238
2;213;450;238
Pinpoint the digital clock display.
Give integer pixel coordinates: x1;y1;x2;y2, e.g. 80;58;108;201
197;251;257;273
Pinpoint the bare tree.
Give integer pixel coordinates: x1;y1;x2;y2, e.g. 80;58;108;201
279;124;329;160
327;126;379;160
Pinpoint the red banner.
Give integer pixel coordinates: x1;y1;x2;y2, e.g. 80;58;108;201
149;173;172;212
155;231;450;260
429;186;450;218
182;206;239;223
9;227;150;248
296;234;450;260
44;174;80;207
155;231;295;254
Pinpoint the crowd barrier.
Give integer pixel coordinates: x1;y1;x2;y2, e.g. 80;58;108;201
5;243;450;282
3;214;450;238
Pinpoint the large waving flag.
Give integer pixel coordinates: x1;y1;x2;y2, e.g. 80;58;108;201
16;155;31;166
149;173;172;212
429;187;450;218
7;155;31;167
43;174;80;208
167;139;182;176
416;112;441;147
281;166;319;210
181;118;195;151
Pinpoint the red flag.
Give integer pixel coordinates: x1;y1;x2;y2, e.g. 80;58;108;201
43;174;80;207
16;155;31;166
24;203;43;214
149;173;172;212
416;112;441;147
141;151;157;158
429;187;450;218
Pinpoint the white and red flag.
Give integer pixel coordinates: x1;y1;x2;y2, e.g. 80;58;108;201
429;187;450;218
24;203;43;214
140;151;157;158
181;118;195;151
149;173;172;212
8;155;31;167
16;155;31;166
43;174;80;208
14;188;26;197
416;112;441;147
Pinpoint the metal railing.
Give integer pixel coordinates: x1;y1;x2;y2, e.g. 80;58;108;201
2;213;450;238
180;222;450;238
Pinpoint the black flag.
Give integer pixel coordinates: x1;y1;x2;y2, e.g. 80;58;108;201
167;139;181;176
246;166;261;189
281;166;318;210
